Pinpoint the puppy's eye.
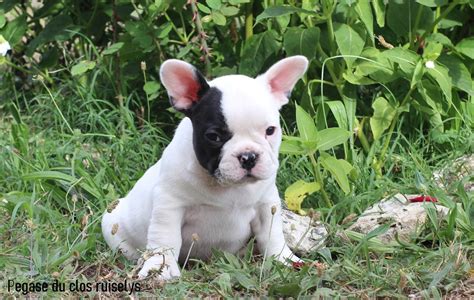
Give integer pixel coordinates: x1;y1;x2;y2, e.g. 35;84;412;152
205;132;221;142
266;126;276;136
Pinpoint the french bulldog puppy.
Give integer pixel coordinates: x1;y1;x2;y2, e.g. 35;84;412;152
101;56;308;280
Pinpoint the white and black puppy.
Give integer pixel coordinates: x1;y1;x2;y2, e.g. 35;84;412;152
101;56;308;280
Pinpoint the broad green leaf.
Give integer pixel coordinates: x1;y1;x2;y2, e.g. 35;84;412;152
0;14;27;46
372;0;386;27
283;27;319;60
354;0;374;42
425;33;453;47
370;97;396;140
71;60;96;76
417;80;446;114
387;1;433;37
220;5;239;16
416;0;448;7
103;42;124;55
26;14;74;56
456;37;474;59
296;104;318;142
334;23;365;67
438;54;473;96
382;47;418;75
197;3;211;14
343;69;376;85
327;101;348;129
316;128;351;151
426;63;452;106
255;5;318;24
284;180;321;215
411;59;424;88
320;154;351;194
211;11;226;26
280;139;305;155
239;30;280;76
423;42;443;60
143;81;160;95
206;0;221;9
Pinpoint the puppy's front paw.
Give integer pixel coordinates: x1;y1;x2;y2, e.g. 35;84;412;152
138;255;181;281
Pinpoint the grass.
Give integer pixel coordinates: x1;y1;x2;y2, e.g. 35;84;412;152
0;76;472;298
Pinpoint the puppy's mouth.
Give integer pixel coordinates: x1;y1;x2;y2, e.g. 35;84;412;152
213;169;261;186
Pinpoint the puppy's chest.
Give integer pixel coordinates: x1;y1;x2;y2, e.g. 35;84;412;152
179;204;256;261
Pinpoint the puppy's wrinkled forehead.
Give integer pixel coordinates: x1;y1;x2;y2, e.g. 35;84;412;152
210;75;281;132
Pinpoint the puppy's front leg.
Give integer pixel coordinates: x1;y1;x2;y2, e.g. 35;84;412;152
252;189;301;264
138;202;184;280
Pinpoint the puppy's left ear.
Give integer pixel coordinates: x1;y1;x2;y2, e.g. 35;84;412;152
260;56;308;106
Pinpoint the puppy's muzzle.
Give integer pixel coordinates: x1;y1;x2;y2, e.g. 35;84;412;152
238;152;258;171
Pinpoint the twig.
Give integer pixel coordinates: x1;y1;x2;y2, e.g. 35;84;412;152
188;0;211;76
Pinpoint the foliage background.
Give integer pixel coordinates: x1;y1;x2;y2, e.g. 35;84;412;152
0;0;473;298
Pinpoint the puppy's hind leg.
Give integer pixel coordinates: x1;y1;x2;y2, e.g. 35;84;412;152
101;206;140;260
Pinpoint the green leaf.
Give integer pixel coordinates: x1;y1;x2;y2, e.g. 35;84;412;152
296;104;318;142
0;12;5;29
372;0;386;27
456;37;474;59
411;59;424;88
71;60;96;76
143;81;161;95
438;54;473;96
239;30;280;76
103;42;124;55
370;97;397;140
316;128;351;151
197;3;211;14
382;47;418;75
423;42;443;60
354;0;374;41
284;180;321;214
280;138;305;155
255;5;318;24
283;27;319;60
327;101;348;129
220;5;239;16
211;11;226;26
387;1;433;37
425;33;453;47
0;14;27;46
334;23;365;67
320;154;351;194
206;0;222;10
26;14;74;56
426;63;452;106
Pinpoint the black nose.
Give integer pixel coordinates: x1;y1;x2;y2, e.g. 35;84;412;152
238;152;258;170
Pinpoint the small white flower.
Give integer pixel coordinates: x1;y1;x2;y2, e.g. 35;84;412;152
0;40;11;56
425;60;435;69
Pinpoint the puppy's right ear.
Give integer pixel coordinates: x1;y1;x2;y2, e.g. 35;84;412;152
160;59;209;111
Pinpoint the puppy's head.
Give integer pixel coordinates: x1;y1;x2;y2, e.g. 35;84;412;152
160;56;308;185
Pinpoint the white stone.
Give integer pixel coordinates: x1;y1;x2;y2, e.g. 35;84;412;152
433;154;474;192
281;209;328;256
347;193;449;243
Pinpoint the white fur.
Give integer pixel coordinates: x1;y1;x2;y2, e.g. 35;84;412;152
101;56;308;281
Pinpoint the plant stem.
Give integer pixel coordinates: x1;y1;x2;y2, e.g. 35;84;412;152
245;1;254;40
421;0;459;39
309;154;333;207
189;0;211;76
376;86;416;174
357;117;371;154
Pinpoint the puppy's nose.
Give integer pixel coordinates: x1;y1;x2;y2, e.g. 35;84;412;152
238;152;258;170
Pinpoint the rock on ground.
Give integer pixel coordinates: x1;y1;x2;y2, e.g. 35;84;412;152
433;154;474;192
281;209;328;256
347;193;449;243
